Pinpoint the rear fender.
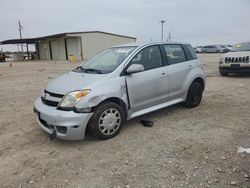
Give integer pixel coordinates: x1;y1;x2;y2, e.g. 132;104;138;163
181;66;206;100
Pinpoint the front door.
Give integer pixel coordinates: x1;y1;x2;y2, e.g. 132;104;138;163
125;45;169;114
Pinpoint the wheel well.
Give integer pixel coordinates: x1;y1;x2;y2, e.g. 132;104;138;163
99;97;127;118
193;77;205;91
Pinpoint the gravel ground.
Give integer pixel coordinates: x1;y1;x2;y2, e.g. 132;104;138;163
0;54;249;188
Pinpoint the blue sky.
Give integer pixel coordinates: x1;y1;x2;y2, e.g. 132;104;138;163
1;0;250;51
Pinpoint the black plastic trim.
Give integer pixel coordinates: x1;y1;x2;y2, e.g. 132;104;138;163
44;90;64;98
41;97;59;107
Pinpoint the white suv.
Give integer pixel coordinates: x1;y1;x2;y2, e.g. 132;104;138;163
219;42;250;76
34;42;206;140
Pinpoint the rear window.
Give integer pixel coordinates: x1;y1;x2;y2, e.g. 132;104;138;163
183;44;197;60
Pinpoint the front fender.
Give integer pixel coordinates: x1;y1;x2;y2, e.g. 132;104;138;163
75;76;128;109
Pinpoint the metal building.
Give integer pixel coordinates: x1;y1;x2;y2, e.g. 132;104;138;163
0;31;136;61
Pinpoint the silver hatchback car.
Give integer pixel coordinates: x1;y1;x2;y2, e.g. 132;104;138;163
34;42;206;140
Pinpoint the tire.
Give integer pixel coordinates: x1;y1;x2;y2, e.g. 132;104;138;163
217;50;220;53
87;102;124;139
184;82;203;108
203;50;207;53
219;68;228;76
219;70;228;76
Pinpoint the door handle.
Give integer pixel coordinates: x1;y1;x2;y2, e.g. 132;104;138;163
160;73;168;78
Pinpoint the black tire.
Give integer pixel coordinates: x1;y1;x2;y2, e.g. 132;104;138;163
219;69;228;76
203;50;207;53
217;50;220;53
184;82;203;108
87;102;124;140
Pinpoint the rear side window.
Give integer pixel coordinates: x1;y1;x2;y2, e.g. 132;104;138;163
183;44;197;60
164;45;186;65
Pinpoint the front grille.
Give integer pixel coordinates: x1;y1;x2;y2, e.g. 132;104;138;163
41;90;64;107
44;90;64;98
225;56;250;63
41;97;59;107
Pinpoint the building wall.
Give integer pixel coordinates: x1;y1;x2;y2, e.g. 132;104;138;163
37;32;136;61
68;32;136;60
66;37;82;61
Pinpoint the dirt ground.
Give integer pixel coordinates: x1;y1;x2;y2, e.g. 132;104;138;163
0;54;250;188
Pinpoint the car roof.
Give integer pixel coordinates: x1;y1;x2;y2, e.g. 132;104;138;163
112;41;189;48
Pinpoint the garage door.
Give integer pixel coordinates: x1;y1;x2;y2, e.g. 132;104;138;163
38;41;50;60
50;39;66;60
66;38;82;61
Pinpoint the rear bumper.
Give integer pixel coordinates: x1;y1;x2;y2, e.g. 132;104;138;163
34;98;93;140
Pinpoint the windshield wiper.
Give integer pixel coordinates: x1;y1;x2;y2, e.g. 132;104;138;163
73;66;85;72
73;67;103;74
83;68;103;74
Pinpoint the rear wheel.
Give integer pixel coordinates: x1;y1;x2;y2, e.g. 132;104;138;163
184;82;203;108
87;102;124;139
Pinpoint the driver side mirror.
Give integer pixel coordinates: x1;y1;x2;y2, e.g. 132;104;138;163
126;64;144;74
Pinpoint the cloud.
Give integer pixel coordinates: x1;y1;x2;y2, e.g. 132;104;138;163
1;0;250;50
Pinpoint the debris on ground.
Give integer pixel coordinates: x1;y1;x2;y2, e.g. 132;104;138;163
140;119;154;127
237;147;250;154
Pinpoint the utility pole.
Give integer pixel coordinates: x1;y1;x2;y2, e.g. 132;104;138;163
18;21;24;54
159;20;166;41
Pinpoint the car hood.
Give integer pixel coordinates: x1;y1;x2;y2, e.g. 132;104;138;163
222;51;250;57
46;71;106;95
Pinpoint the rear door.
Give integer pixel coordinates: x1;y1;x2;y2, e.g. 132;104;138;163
125;45;169;113
163;44;192;100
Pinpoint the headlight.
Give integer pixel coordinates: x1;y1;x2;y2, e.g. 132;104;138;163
219;57;224;64
58;90;90;108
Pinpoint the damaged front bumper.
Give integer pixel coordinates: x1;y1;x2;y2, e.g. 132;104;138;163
33;98;93;140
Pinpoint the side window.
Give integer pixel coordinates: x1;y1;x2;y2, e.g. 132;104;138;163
164;45;186;65
130;46;163;71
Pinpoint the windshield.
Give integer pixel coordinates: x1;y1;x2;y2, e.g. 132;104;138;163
231;42;250;52
75;47;136;74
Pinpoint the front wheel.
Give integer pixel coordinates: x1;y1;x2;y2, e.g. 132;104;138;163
219;69;228;76
87;102;124;139
184;82;203;108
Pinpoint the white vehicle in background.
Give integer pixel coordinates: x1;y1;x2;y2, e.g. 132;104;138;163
219;42;250;76
195;46;203;53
